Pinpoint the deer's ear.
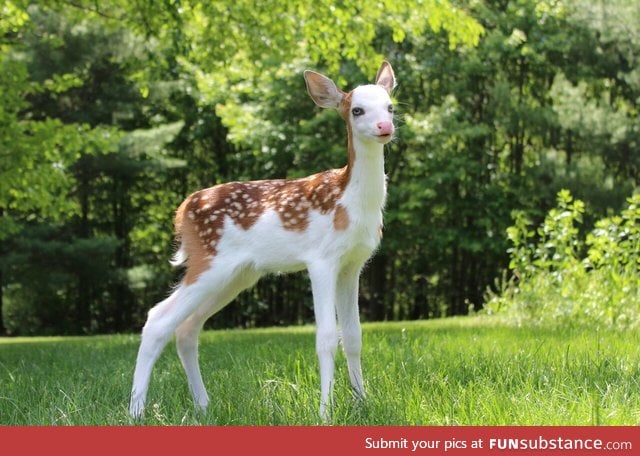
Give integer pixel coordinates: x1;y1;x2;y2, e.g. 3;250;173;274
304;71;344;109
375;61;396;94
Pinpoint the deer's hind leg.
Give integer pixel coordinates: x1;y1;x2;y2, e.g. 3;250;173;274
130;263;258;418
175;266;261;414
129;283;207;418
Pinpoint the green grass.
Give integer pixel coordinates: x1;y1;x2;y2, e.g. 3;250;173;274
1;316;639;425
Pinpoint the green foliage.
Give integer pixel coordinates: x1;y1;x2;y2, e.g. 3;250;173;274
507;189;584;278
2;0;640;335
0;54;100;238
0;1;29;36
2;228;120;335
487;191;640;328
586;196;640;271
1;3;187;334
0;3;123;241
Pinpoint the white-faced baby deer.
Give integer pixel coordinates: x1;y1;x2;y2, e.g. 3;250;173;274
129;61;396;421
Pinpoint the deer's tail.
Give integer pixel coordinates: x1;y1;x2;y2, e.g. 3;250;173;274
170;198;190;268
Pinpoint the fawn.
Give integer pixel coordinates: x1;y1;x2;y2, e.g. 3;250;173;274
129;61;396;420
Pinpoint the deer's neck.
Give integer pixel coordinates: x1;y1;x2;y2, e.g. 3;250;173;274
342;131;387;213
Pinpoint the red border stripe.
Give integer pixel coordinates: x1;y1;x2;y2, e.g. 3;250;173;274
1;426;638;456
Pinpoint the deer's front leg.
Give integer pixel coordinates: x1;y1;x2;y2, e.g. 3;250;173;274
307;260;339;422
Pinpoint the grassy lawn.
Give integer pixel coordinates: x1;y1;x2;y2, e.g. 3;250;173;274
1;316;639;425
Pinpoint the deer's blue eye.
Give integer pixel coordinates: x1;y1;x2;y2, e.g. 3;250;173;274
352;107;364;116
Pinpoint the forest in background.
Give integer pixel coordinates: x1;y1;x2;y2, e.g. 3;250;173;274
1;0;638;335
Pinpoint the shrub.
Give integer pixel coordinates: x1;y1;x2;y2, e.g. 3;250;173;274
485;191;640;328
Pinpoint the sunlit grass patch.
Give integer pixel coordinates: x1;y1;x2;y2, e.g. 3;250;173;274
1;317;638;425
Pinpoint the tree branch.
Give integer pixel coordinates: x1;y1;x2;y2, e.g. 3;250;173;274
55;0;123;21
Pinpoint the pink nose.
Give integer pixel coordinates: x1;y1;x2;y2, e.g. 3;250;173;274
376;121;394;136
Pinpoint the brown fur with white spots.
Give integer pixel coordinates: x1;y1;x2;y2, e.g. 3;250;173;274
176;169;351;284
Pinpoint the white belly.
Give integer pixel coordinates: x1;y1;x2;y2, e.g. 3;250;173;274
214;207;381;274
